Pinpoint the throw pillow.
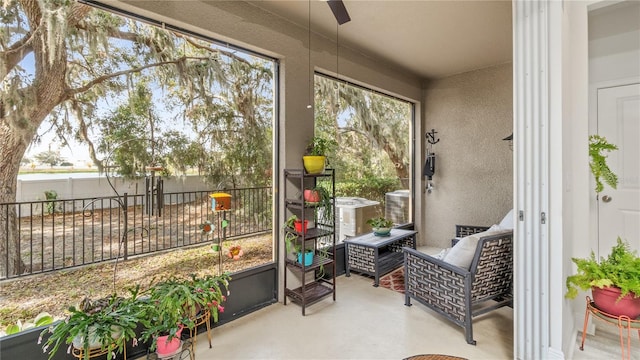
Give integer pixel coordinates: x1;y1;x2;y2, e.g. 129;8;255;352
498;209;514;230
442;225;505;270
442;234;480;269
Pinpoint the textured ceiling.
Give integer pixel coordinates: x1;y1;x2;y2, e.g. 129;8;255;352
247;0;513;80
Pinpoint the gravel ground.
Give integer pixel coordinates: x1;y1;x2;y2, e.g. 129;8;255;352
0;233;273;329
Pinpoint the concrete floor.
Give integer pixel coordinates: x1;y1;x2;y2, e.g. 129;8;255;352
138;245;626;360
189;273;514;360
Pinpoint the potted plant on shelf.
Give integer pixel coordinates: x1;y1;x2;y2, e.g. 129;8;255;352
366;216;394;236
565;237;640;318
41;287;148;360
303;185;333;223
283;215;315;266
302;136;337;174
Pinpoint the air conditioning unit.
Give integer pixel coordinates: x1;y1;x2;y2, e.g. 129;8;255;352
335;197;380;242
385;190;410;225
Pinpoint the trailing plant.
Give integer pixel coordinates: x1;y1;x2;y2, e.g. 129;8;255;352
565;237;640;300
283;215;300;255
305;185;334;223
588;135;618;193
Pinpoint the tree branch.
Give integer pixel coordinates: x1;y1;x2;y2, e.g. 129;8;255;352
71;100;103;171
177;34;251;65
66;56;211;96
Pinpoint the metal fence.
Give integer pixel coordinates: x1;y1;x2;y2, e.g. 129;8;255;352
1;187;272;280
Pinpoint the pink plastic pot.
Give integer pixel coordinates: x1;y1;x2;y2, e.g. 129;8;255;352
156;325;183;356
304;190;320;203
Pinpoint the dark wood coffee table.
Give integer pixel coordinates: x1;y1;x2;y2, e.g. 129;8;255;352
344;229;417;286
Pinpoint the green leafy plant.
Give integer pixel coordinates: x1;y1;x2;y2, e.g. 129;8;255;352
565;237;640;300
41;287;147;360
2;312;55;336
305;136;337;156
366;216;394;229
589;135;618;193
43;190;58;214
140;273;230;349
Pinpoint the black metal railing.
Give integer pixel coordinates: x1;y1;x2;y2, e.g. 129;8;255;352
0;187;272;280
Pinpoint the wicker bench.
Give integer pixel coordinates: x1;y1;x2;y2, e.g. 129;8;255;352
403;227;513;345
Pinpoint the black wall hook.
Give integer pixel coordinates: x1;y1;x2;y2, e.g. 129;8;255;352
426;129;440;145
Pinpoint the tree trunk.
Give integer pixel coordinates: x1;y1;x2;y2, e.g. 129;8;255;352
0;0;77;277
0;124;29;277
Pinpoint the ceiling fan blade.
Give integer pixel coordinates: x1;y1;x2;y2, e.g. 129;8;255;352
327;0;351;25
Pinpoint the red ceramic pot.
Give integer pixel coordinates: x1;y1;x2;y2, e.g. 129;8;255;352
294;219;308;234
592;286;640;318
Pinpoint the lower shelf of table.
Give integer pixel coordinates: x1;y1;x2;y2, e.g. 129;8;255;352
285;281;334;306
378;251;404;275
348;251;403;277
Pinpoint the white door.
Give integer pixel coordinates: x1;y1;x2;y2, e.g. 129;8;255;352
597;83;640;255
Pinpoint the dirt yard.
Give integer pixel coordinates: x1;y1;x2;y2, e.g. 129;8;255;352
0;233;272;329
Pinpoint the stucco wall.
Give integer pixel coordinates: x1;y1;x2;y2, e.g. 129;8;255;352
422;63;513;248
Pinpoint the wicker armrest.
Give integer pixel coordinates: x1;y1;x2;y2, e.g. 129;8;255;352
455;225;490;238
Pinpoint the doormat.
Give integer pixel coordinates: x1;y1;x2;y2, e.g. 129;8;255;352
379;266;405;294
403;355;467;360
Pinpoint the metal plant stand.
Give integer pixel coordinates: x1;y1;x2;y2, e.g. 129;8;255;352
580;296;640;360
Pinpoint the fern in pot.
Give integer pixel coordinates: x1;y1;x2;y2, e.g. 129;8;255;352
565;237;640;318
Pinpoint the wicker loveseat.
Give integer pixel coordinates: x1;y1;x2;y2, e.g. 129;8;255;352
403;225;513;345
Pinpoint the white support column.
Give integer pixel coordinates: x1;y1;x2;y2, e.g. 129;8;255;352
513;0;562;358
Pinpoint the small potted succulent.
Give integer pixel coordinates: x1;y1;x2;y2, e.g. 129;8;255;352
366;216;394;236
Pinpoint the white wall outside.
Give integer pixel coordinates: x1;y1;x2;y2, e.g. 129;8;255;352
15;175;214;215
